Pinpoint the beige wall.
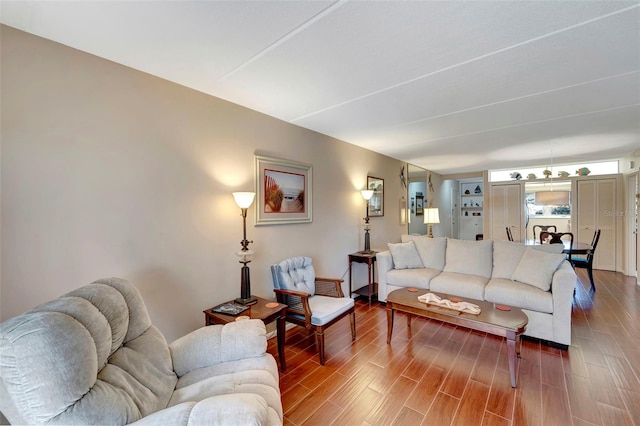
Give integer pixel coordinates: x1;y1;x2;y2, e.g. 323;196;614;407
0;26;406;341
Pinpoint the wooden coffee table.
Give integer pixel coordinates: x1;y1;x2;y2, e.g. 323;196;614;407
386;288;528;387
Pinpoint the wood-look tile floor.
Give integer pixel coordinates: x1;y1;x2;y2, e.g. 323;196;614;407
267;269;640;426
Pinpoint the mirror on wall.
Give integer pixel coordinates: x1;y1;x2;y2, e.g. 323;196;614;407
407;164;428;235
367;176;384;217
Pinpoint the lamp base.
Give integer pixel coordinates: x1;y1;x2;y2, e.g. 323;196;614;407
363;228;371;252
235;296;258;305
237;263;256;305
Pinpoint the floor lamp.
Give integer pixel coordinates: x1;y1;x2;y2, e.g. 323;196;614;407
361;190;374;253
232;192;257;305
424;207;440;238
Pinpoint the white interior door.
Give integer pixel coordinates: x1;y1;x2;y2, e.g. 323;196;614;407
577;178;616;271
626;173;637;278
490;183;523;241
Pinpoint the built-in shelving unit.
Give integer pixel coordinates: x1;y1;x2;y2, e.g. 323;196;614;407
460;181;484;240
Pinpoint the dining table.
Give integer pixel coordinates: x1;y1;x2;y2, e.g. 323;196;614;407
523;239;590;256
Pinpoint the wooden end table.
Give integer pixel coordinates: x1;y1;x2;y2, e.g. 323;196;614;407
203;296;287;371
348;251;377;306
386;288;528;387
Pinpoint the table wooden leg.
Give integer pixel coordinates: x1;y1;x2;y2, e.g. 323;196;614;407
386;306;394;344
506;336;520;388
367;262;373;306
348;262;353;298
276;314;286;371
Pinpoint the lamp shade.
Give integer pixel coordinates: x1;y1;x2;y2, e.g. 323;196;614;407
424;207;440;224
361;190;374;201
535;191;570;205
233;192;256;209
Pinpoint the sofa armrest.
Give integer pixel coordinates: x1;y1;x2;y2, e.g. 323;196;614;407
169;320;267;377
550;261;577;345
377;250;394;302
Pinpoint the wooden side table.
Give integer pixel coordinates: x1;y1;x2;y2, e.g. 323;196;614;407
203;296;287;371
348;251;377;306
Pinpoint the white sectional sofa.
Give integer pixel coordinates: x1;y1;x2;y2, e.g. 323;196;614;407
377;236;577;348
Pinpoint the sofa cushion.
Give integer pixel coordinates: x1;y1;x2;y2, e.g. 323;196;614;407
443;239;493;279
99;326;177;418
430;271;488;300
386;268;441;289
175;355;278;390
388;241;424;269
485;278;553;314
401;235;447;270
308;295;354;326
168;368;282;422
511;248;566;291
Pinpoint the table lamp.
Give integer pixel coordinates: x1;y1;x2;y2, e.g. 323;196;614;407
424;207;440;238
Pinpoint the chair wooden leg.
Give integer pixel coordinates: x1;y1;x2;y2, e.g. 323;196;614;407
315;327;326;365
588;265;596;292
350;311;356;341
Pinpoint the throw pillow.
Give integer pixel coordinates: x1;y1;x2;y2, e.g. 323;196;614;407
511;248;566;291
492;240;526;279
530;244;565;254
401;235;447;270
388;241;424;269
443;238;493;278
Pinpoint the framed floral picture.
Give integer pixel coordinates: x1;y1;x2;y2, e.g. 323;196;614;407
255;155;312;225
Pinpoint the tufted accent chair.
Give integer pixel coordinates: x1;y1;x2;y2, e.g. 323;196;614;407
0;278;283;425
271;257;355;365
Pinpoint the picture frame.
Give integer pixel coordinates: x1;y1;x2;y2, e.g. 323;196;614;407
367;176;384;217
255;155;312;225
415;194;424;216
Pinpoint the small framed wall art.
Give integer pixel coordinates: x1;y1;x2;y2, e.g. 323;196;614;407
415;194;424;216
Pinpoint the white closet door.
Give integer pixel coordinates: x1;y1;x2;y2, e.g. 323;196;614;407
490;183;523;241
577;178;616;271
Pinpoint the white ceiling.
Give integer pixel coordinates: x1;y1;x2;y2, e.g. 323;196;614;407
2;0;639;174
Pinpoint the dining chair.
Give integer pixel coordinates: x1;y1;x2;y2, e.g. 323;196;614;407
570;229;601;292
540;231;574;262
271;256;355;365
505;226;514;241
533;224;557;242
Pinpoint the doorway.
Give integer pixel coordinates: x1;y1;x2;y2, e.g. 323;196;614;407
407;164;428;235
450;187;459;239
627;172;638;280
